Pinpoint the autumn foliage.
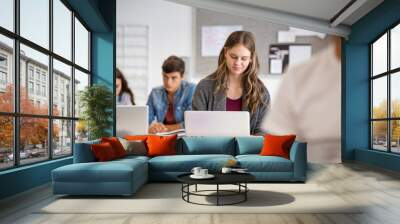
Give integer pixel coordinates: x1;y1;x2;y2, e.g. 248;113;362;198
0;84;59;149
372;99;400;142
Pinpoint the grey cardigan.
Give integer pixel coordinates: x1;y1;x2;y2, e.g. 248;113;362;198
192;76;270;135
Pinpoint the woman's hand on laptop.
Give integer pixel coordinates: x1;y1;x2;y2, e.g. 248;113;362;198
149;122;168;134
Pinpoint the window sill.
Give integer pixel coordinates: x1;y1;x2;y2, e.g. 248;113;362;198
355;148;400;173
0;156;72;176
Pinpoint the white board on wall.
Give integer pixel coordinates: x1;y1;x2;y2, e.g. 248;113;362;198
117;24;150;105
288;45;312;68
201;25;243;57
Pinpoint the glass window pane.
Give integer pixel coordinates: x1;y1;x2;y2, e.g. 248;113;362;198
391;24;400;70
75;120;88;143
391;120;400;153
0;0;14;31
20;0;49;49
391;72;400;118
53;0;72;60
20;44;49;115
20;117;49;165
53;59;72;117
0;35;14;113
372;77;387;119
372;121;388;151
53;119;72;158
74;69;89;118
0;116;14;170
75;18;89;70
372;33;387;76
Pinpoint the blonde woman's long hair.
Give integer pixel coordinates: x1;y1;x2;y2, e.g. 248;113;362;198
211;31;265;113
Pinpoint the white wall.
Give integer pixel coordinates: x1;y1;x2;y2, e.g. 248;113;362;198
259;75;283;106
117;0;193;105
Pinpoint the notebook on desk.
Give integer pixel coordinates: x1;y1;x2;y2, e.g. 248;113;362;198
156;128;186;137
116;105;149;136
184;111;250;136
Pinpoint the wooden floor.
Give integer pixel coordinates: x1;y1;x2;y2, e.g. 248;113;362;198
1;162;400;224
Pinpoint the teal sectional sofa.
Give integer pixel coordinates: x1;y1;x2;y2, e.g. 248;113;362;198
52;136;307;196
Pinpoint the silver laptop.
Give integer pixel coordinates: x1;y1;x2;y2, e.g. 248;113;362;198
116;105;148;136
184;111;250;136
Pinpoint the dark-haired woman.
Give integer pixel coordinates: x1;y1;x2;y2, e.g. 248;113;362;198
192;31;270;135
116;68;135;105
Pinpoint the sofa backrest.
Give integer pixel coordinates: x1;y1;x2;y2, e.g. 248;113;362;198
73;139;100;163
179;136;236;155
235;136;264;155
77;136;304;161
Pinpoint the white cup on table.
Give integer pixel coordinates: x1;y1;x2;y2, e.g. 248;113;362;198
191;167;202;176
200;169;208;176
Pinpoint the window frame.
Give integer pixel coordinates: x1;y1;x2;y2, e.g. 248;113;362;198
0;53;7;68
370;20;400;154
0;53;8;89
0;0;92;171
0;71;7;85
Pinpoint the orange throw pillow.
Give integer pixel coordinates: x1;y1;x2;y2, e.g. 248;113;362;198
91;142;117;161
260;134;296;159
124;135;149;141
146;135;177;157
101;137;126;158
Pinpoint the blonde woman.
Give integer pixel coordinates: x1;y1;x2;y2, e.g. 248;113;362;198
192;31;270;135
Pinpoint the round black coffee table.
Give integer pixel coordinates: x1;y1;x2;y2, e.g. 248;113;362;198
177;173;255;206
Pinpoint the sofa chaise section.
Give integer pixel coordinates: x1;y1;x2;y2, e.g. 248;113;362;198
52;158;148;195
52;142;149;196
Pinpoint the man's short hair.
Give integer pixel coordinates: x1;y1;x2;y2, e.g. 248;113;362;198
162;55;185;76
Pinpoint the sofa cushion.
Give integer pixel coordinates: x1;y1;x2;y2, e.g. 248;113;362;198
116;155;150;163
236;155;293;172
180;137;236;155
148;154;235;172
53;163;133;183
109;157;148;171
52;159;147;183
73;140;100;163
235;136;264;155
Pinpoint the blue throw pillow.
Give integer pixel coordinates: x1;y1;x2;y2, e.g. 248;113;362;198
181;136;236;155
236;136;264;155
73;139;100;163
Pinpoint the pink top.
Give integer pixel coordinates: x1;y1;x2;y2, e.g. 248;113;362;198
226;97;242;111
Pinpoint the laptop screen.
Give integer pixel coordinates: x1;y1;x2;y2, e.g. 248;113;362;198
184;111;250;136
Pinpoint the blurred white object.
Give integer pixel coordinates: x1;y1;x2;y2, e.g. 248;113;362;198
263;42;341;163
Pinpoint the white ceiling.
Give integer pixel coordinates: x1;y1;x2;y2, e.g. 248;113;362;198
224;0;352;23
165;0;384;37
223;0;383;26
